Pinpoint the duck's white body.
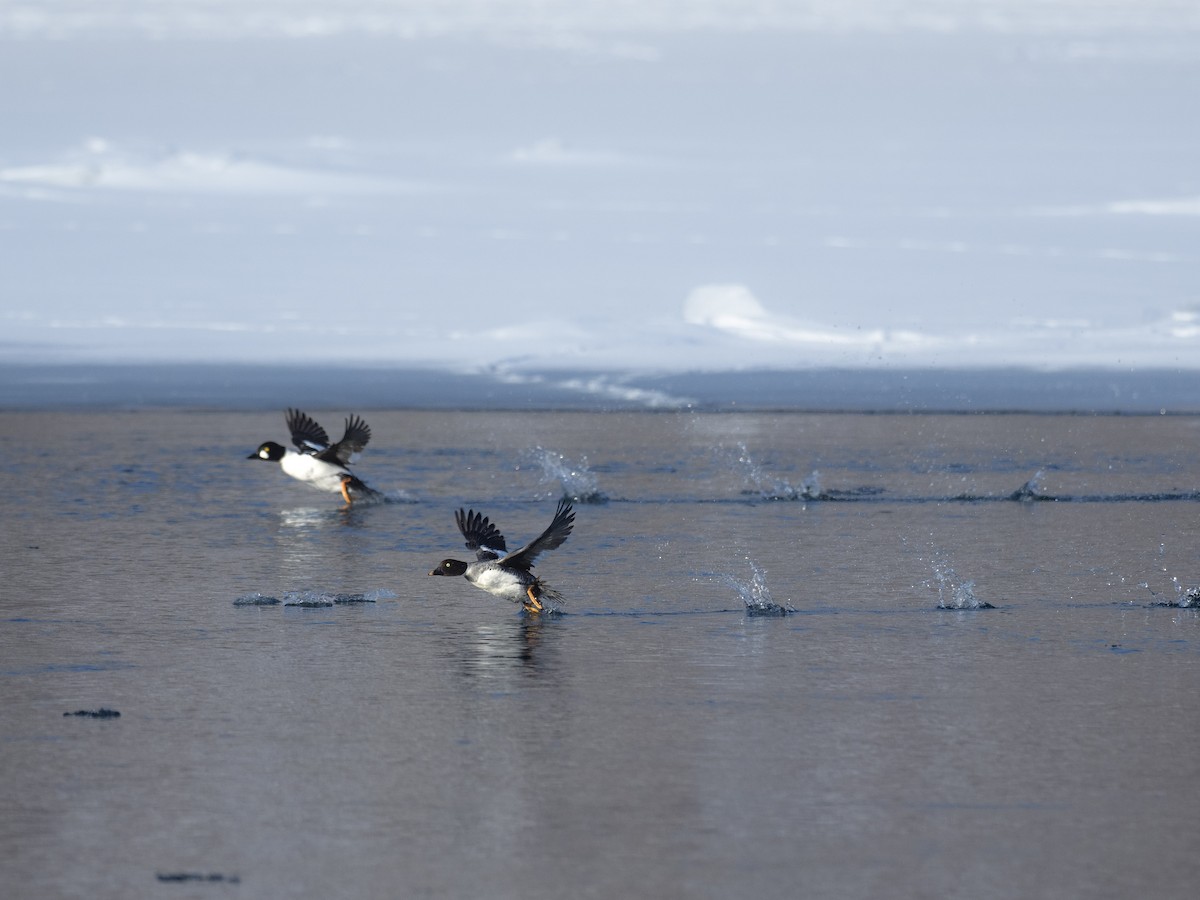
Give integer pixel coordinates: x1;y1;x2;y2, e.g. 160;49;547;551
278;450;351;494
464;563;533;603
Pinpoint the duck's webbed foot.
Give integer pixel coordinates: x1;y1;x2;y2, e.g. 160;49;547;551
339;476;354;505
522;585;544;614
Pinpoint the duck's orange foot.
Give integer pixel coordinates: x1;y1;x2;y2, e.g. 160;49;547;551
523;585;544;614
339;476;354;505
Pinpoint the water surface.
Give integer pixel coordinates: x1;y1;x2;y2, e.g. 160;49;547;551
2;410;1198;898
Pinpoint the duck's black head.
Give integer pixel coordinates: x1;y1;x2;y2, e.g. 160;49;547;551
430;559;469;577
249;441;286;461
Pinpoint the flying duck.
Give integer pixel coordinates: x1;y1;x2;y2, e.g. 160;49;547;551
248;408;377;503
430;500;575;613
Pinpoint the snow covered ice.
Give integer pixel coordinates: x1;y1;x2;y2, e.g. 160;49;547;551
2;0;1199;377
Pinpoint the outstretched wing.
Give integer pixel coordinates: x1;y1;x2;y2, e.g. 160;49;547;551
456;508;508;561
499;500;574;573
286;408;332;454
325;414;371;465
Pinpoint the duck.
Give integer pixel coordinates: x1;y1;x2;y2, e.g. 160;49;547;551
429;500;575;613
248;408;377;504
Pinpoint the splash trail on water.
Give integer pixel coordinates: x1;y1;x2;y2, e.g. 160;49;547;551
233;589;396;607
730;443;822;501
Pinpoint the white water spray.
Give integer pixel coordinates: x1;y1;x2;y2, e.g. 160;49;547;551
523;446;606;503
730;442;819;501
929;552;994;609
723;559;795;616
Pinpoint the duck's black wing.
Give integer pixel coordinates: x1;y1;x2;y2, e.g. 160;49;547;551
286;408;332;454
456;508;508;562
323;414;371;465
499;500;574;573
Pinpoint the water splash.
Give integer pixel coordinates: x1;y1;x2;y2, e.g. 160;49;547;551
235;588;395;607
929;552;995;609
1140;544;1200;607
522;446;607;503
1146;576;1200;608
1009;469;1050;502
1177;587;1200;608
379;490;418;504
730;442;820;501
800;469;822;500
723;559;795;616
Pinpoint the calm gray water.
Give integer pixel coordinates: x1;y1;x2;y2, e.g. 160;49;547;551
3;410;1199;898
